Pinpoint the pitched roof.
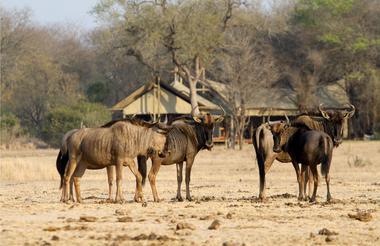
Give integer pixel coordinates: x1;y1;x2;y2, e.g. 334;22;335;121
204;79;349;113
111;80;219;111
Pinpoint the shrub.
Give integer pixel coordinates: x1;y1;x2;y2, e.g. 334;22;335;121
42;101;111;147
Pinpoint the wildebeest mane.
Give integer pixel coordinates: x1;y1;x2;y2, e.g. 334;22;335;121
101;118;160;129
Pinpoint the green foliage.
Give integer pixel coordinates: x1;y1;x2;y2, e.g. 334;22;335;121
319;33;342;45
42;101;111;147
0;111;24;144
86;81;110;103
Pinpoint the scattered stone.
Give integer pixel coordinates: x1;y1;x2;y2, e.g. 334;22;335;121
155;218;161;223
132;233;172;241
63;225;88;231
176;222;195;230
325;236;334;242
114;234;131;241
208;219;221;230
65;218;76;223
223;241;240;246
199;215;213;220
217;211;223;215
51;235;59;241
348;211;373;222
185;204;194;208
318;228;338;236
115;209;128;216
170;219;176;223
133;233;149;240
118;216;133;222
191;215;197;218
309;233;316;238
226;213;233;219
142;202;148;207
79;216;97;222
43;226;60;232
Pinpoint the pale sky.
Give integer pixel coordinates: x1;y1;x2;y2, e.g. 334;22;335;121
1;0;99;29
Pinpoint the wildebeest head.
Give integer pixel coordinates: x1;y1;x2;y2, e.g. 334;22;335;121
268;119;290;153
191;106;225;150
319;104;355;146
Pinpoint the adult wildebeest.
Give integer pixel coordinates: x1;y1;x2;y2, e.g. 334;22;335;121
137;106;225;202
252;104;355;200
56;129;115;202
61;119;170;203
269;121;334;202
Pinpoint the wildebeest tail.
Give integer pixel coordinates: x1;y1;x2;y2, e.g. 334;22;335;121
320;136;332;177
56;150;69;189
137;155;147;186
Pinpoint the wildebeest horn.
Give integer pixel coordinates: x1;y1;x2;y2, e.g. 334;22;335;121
191;106;202;123
215;105;225;123
319;104;330;119
284;113;290;124
267;114;275;125
149;112;159;124
344;103;355;119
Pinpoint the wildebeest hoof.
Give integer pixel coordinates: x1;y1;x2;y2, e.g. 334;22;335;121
153;198;162;203
309;198;316;203
186;197;193;202
176;197;184;202
106;198;114;203
327;195;332;202
298;196;304;201
115;199;125;204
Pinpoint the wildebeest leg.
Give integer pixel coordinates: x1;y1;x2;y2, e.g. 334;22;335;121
106;166;114;202
72;163;86;203
148;158;161;202
325;173;331;202
301;164;308;201
307;167;314;199
176;162;184;202
63;155;78;203
115;162;124;203
291;161;303;201
69;178;75;202
309;165;319;203
259;155;276;200
127;159;144;203
185;158;194;201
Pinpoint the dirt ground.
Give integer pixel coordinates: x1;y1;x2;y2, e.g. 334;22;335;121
0;141;379;245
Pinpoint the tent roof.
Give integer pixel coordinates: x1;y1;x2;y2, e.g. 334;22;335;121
111;80;219;111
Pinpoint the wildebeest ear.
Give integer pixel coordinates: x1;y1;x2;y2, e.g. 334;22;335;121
343;104;355;119
192;116;202;123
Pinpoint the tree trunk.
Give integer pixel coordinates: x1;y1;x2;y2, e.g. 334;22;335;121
188;77;199;114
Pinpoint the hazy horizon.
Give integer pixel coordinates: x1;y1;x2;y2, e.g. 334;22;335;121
1;0;99;29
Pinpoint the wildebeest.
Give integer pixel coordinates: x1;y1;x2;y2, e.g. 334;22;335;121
252;104;355;200
138;106;225;202
56;129;115;202
269;121;334;202
60;119;170;203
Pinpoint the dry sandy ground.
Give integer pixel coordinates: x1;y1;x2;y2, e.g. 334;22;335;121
0;141;379;245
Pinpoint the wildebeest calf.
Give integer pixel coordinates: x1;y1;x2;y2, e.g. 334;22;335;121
269;122;334;202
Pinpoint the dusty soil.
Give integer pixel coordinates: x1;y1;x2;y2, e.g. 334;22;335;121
0;141;379;245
